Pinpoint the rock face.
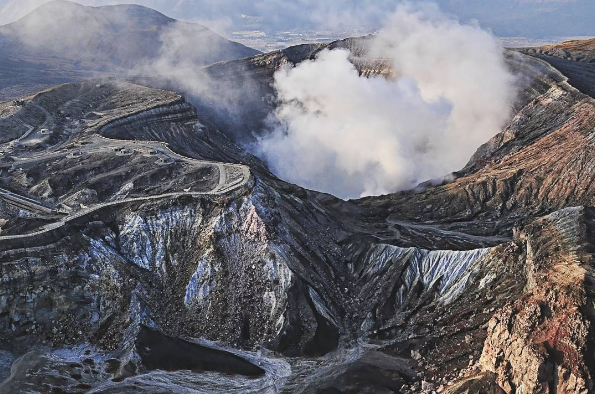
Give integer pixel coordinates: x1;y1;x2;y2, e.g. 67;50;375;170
480;207;595;394
1;37;595;392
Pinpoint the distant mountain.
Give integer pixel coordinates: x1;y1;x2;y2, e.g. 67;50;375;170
0;0;259;100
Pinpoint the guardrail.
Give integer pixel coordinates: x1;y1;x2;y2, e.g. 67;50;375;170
0;188;59;215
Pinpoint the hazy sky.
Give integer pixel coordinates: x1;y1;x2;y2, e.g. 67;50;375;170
1;0;594;38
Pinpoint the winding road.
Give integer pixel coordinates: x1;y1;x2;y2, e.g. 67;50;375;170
0;163;250;242
0;104;252;243
15;103;52;143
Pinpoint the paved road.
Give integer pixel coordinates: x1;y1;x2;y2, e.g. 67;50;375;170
0;106;252;243
0;164;250;242
15;103;51;143
15;123;34;142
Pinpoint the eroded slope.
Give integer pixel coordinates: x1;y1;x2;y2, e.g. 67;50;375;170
1;39;595;393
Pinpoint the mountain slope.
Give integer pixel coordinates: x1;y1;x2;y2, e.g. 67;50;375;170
357;55;595;242
0;0;259;100
519;39;595;98
1;38;595;393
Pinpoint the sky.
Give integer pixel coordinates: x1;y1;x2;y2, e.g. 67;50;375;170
1;0;595;38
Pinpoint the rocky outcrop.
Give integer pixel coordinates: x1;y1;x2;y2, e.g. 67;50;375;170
521;39;595;64
480;207;595;393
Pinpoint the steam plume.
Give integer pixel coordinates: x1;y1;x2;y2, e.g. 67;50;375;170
258;3;517;199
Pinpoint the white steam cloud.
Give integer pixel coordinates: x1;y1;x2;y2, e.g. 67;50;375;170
258;3;517;199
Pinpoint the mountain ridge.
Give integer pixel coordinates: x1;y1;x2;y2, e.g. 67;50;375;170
0;0;260;100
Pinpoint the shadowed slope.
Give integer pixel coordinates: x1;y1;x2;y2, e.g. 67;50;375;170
0;0;259;100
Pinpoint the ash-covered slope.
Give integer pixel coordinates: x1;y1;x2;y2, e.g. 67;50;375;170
0;0;259;100
1;40;595;393
519;39;595;98
0;80;417;392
